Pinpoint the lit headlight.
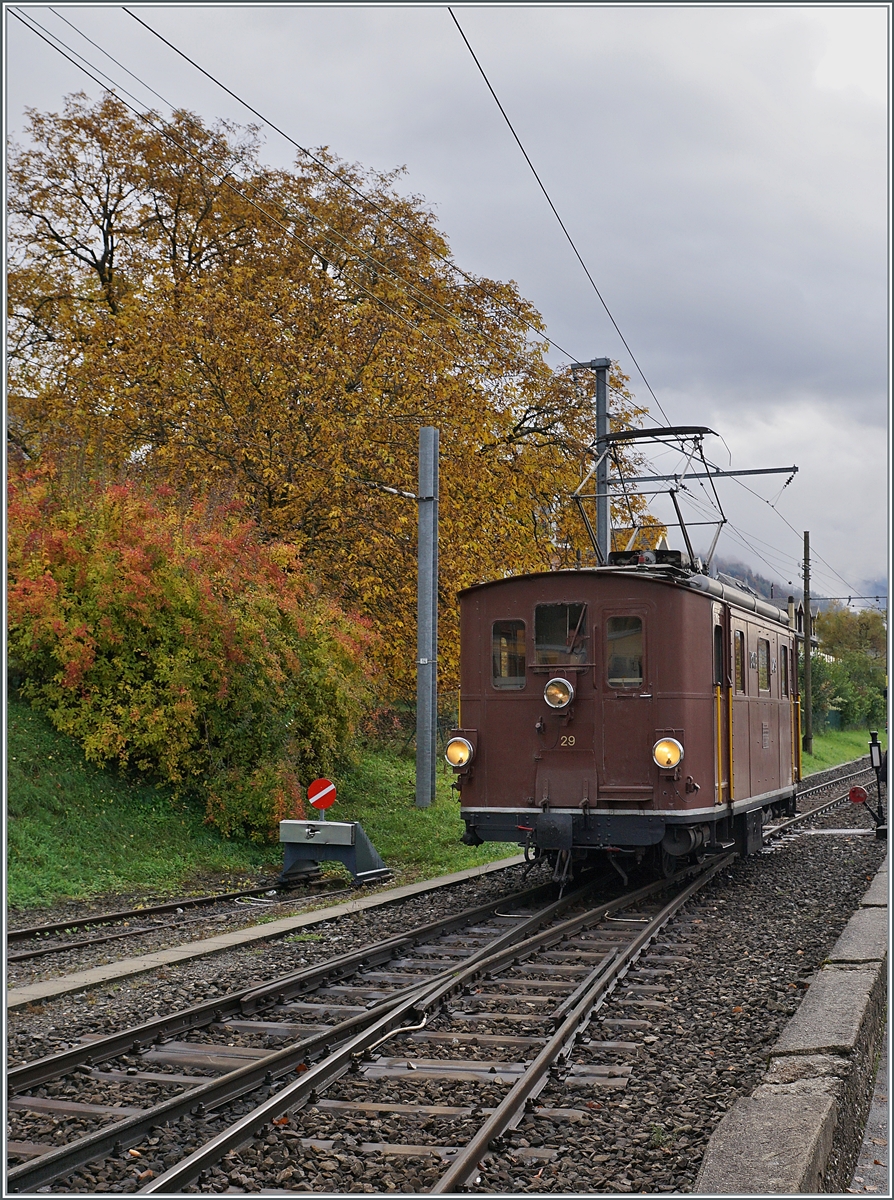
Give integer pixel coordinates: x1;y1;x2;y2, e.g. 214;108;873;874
652;737;684;769
445;737;474;768
544;678;575;709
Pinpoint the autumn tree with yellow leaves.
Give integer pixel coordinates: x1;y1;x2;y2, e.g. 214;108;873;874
8;93;661;697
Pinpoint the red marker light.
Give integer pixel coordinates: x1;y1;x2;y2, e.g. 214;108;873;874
849;786;868;804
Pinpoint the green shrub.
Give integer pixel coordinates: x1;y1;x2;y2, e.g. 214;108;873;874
7;463;377;839
801;651;887;731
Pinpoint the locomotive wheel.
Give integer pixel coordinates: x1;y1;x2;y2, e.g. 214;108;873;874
652;845;678;879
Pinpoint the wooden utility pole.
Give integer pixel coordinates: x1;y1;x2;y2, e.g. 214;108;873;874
802;530;813;755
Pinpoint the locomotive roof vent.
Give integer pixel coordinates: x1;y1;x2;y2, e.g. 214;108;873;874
608;548;690;569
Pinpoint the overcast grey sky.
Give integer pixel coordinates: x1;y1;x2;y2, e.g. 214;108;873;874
5;3;889;602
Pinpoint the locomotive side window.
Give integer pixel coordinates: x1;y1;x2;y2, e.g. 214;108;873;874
713;626;724;686
534;604;588;666
606;616;643;688
734;630;746;693
492;620;526;689
758;639;770;691
781;646;790;696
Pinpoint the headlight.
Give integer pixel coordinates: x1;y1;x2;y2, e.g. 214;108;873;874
544;678;574;709
652;737;684;768
445;737;474;768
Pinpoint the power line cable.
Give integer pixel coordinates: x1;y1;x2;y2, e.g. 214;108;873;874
10;8;489;362
120;4;584;366
608;425;861;597
14;3;648;520
722;469;863;596
30;7;539;369
40;4;640;411
447;6;672;426
18;8;866;600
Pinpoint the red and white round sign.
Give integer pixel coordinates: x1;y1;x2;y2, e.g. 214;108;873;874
307;777;336;810
849;785;868;804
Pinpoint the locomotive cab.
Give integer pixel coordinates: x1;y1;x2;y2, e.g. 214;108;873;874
450;565;798;878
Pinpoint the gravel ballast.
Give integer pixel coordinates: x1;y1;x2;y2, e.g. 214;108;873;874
7;762;886;1193
203;806;886;1193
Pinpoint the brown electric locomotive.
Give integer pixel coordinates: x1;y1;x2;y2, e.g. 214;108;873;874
445;552;801;880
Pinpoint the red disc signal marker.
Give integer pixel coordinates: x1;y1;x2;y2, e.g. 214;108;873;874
849;786;868;804
307;778;336;810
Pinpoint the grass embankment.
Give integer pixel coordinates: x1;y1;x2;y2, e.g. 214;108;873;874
800;728;886;776
8;696;884;910
6;694;516;910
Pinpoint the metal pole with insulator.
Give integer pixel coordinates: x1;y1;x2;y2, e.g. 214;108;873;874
569;357;612;564
416;427;439;807
802;531;813;755
593;357;611;562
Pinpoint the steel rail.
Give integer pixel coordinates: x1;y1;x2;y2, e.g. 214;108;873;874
134;863;714;1194
796;763;874;802
7;890;356;963
429;855;735;1193
7;875;598;1191
7;877;559;1095
763;788;865;843
8;923;164;963
6;886;285;943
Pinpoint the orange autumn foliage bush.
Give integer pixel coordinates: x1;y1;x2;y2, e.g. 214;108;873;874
7;463;377;839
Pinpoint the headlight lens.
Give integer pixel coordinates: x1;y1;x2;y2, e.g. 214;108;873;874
445;737;474;768
544;678;575;709
652;737;684;768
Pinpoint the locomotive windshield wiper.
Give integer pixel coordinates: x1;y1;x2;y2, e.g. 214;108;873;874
566;605;587;655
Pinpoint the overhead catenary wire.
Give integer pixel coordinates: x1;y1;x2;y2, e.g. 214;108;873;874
10;8;503;368
632;432;862;597
18;8;541;374
15;9;866;603
29;4;638;413
120;4;584;367
447;6;672;427
724;470;864;597
445;10;870;594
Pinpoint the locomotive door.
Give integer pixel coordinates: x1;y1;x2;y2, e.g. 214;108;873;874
729;615;751;800
531;601;597;808
713;606;731;805
599;609;653;794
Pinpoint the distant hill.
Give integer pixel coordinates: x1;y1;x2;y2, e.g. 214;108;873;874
860;578;888;603
708;557;889;613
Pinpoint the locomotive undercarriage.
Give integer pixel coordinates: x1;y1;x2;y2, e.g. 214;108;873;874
461;790;797;880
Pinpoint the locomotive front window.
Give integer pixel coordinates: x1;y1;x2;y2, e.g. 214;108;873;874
534;604;588;666
758;639;770;691
492;620;526;689
606;616;643;688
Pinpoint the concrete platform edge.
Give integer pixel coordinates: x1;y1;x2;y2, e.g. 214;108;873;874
6;854;526;1011
695;855;889;1195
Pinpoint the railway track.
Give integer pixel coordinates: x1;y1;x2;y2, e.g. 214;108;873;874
142;858;733;1195
6;881;354;966
7;756;881;1193
8;885;286;942
6;872;572;1190
6;857;732;1193
766;763;881;843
